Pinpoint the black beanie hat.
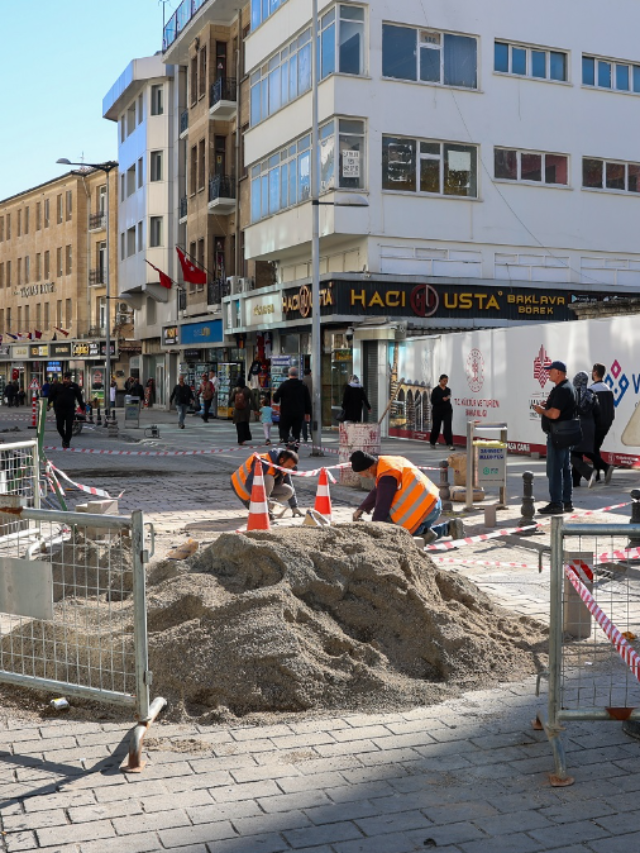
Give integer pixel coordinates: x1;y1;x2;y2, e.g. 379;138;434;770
350;450;377;472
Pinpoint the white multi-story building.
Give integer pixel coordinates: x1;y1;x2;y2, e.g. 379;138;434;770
164;0;640;422
103;56;176;406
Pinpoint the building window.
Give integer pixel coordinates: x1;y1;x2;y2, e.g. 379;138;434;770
17;258;22;286
251;0;288;30
383;24;478;89
57;194;63;224
65;299;72;327
56;248;62;277
127;226;136;257
44;302;50;331
494;148;569;185
126;165;136;196
199;46;207;99
17;209;22;237
25;305;30;331
25;256;30;284
127;102;136;136
24;206;29;234
0;309;3;333
99;297;107;330
382;136;478;198
65;245;72;275
0;216;4;241
494;40;568;82
583;157;640;193
0;262;3;288
36;303;41;330
6;307;11;331
44;199;49;227
6;261;11;287
137;222;144;252
120;116;126;142
190;145;197;195
36;253;41;281
151;84;164;115
318;5;365;79
44;251;50;279
190;55;198;105
150;216;163;247
17;307;22;330
36;203;41;230
583;54;640;93
150;151;163;182
198;140;205;190
250;28;312;126
120;232;125;260
138;157;144;188
66;190;73;220
6;213;10;239
56;300;62;327
138;92;144;123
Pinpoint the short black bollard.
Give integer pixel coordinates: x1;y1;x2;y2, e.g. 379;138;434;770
628;489;640;550
519;471;537;533
439;460;453;512
96;406;102;426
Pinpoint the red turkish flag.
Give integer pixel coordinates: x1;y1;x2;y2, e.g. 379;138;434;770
145;259;173;289
176;247;207;285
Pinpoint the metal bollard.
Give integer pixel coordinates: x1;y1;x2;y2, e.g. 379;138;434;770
439;460;453;512
518;471;537;534
96;407;102;426
628;489;640;550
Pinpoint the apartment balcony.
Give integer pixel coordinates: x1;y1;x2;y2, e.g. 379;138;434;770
207;278;230;308
87;326;107;338
179;108;189;138
207;174;235;214
209;77;237;121
89;213;106;232
179;196;188;223
89;269;105;286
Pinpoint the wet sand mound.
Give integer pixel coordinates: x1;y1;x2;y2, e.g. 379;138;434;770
147;524;547;721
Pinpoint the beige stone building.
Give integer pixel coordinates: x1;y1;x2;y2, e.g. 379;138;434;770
0;168;125;402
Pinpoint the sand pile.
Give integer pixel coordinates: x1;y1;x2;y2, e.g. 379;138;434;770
145;524;547;721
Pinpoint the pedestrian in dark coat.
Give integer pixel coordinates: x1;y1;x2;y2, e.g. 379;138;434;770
48;372;85;448
5;382;16;407
341;375;371;423
273;367;312;445
590;362;615;484
231;377;258;445
571;371;600;488
430;374;454;449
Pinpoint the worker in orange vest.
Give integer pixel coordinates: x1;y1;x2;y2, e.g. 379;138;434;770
350;451;465;544
231;448;304;519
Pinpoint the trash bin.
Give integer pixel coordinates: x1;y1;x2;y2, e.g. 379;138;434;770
124;397;140;428
115;389;126;408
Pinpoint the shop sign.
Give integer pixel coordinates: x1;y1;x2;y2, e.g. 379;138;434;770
282;282;335;319
162;325;180;346
180;320;223;346
15;282;56;298
0;346;9;358
12;346;29;358
30;345;49;358
99;342;117;357
50;343;71;357
184;349;201;360
245;294;282;327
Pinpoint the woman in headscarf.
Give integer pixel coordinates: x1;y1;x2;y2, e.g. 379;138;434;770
342;375;372;423
571;371;601;488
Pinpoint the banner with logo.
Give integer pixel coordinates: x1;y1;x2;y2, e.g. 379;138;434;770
390;316;640;465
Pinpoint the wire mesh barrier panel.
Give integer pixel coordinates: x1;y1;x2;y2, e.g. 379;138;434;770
0;507;154;727
0;440;40;539
542;518;640;785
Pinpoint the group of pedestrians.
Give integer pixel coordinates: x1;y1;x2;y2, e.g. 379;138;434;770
3;381;26;407
533;360;615;515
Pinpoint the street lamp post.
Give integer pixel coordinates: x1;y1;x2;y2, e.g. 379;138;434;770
57;158;118;420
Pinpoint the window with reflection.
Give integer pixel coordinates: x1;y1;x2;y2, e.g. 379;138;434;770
494;41;568;82
583;53;640;94
583;157;640;193
383;24;477;88
383;136;477;197
495;148;568;185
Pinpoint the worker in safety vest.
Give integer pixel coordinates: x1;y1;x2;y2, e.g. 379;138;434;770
231;448;304;518
350;451;465;544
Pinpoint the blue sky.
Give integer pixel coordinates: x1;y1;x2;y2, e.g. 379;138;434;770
0;0;179;202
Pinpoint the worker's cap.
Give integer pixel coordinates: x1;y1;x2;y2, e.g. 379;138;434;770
350;450;378;472
544;360;567;373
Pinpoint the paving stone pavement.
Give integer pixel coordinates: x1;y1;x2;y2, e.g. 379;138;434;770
2;405;640;852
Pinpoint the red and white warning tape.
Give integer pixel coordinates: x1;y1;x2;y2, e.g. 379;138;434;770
47;462;114;499
565;565;640;682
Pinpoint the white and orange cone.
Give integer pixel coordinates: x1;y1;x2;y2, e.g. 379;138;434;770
247;455;271;531
314;467;332;520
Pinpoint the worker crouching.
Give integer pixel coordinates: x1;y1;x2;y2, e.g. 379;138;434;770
231;449;303;519
350;451;465;545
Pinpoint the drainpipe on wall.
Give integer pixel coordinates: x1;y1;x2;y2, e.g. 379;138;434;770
234;9;241;279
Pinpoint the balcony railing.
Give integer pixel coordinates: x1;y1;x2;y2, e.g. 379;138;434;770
209;174;235;203
210;77;236;108
207;278;230;306
180;196;188;219
180;109;188;135
89;269;105;286
89;213;106;230
163;0;210;51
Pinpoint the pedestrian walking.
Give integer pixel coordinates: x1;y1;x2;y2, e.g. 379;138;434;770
231;376;258;445
209;369;219;419
17;385;26;407
341;375;371;423
301;368;313;441
272;366;311;445
131;379;145;408
47;372;85;449
5;382;15;407
590;362;615;484
231;448;304;519
532;360;579;515
40;378;51;399
109;380;117;408
570;371;600;489
430;374;454;450
350;451;465;544
169;375;195;429
260;396;274;444
199;373;215;423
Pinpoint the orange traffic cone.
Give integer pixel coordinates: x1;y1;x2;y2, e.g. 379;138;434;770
314;468;332;520
247;456;271;531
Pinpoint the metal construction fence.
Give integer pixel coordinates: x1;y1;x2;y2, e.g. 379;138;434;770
541;516;640;785
0;440;41;536
0;499;165;769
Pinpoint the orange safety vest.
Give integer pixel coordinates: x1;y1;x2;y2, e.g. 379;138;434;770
376;455;439;534
231;453;277;503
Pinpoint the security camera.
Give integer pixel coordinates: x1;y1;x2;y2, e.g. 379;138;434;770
346;327;354;341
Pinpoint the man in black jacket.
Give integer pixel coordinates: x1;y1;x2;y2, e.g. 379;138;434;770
272;366;311;445
169;375;195;429
48;372;85;448
590;362;615;484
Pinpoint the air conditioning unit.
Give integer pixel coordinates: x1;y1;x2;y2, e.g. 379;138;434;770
238;277;253;293
226;276;240;294
118;302;134;314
